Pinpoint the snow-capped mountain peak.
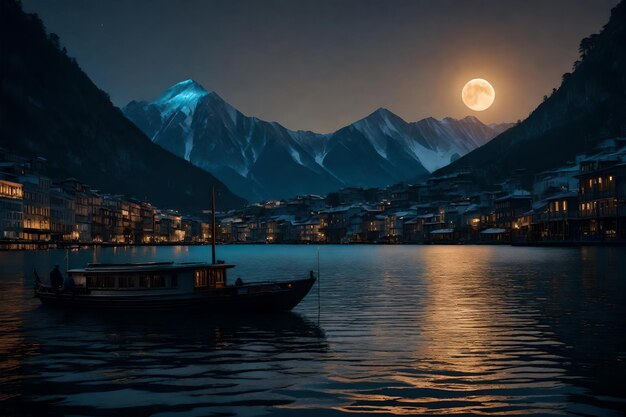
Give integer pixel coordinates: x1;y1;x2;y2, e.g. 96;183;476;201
157;79;207;99
154;79;207;117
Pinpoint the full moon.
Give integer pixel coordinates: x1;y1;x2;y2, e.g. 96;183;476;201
461;78;495;111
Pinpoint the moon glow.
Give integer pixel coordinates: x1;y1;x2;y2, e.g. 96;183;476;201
462;78;495;111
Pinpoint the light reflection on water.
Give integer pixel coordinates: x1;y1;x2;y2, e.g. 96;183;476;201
1;245;625;416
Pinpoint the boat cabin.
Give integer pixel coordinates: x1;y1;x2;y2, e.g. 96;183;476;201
66;262;235;295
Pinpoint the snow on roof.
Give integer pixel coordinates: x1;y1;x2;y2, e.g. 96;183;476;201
579;145;626;164
411;203;433;209
543;191;578;201
531;200;549;212
270;214;296;222
536;163;580;177
430;228;454;234
480;228;508;234
296;218;321;225
495;189;532;201
220;217;242;224
463;203;482;213
509;189;531;196
323;206;350;213
363;205;382;212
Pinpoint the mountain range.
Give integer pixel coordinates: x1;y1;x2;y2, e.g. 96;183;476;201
14;0;619;210
436;1;626;184
124;81;512;201
0;0;245;212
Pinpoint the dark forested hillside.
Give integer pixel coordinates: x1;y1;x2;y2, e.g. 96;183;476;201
436;1;626;183
0;0;245;211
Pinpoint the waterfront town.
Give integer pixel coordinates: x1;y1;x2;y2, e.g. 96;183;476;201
1;138;625;249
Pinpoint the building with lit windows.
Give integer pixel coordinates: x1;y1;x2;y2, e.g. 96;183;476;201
60;178;93;241
494;190;532;231
21;174;51;241
0;178;24;239
530;191;580;242
156;210;185;242
578;159;626;241
49;185;75;241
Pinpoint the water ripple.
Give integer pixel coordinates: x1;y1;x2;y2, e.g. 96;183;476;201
1;245;625;416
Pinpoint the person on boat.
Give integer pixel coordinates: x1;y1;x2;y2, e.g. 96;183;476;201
49;265;63;294
235;277;244;286
62;273;76;295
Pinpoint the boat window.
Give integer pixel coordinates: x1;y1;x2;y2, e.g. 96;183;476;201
195;269;221;288
118;276;136;288
194;268;227;288
195;269;208;287
215;270;224;285
71;274;86;287
86;275;116;288
139;276;150;288
85;274;171;289
150;275;166;288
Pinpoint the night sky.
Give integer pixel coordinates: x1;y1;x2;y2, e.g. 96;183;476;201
23;0;618;132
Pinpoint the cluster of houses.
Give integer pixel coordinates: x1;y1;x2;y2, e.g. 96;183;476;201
0;149;208;249
211;138;626;245
1;138;625;248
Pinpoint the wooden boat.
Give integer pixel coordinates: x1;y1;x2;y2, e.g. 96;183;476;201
34;261;316;312
34;188;316;312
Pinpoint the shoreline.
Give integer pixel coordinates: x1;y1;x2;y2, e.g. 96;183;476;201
2;240;626;251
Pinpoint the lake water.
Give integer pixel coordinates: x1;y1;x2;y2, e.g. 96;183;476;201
1;245;625;416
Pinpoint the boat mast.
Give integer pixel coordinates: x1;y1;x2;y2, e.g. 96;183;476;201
317;248;321;319
211;186;217;264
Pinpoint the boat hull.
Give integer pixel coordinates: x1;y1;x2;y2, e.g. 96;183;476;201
35;278;316;313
